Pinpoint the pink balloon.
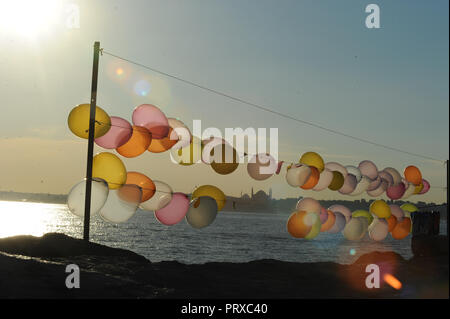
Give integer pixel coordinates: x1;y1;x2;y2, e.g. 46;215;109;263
378;170;394;187
386;183;406;200
296;197;321;215
154;192;189;225
367;175;382;191
132;104;169;139
328;204;352;223
419;179;430;194
358;160;378;180
338;174;357;194
319;207;329;224
94;116;132;149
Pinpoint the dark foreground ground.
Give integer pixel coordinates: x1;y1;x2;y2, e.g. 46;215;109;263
0;233;448;298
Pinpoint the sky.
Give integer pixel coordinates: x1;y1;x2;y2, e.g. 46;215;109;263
0;0;448;204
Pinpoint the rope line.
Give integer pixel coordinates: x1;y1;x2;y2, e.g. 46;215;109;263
101;49;445;164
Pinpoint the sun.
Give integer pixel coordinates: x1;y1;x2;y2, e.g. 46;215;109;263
0;0;61;38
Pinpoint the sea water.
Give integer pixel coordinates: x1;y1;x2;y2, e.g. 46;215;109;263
0;200;446;264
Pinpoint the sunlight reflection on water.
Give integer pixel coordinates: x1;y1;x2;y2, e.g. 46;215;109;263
0;200;446;264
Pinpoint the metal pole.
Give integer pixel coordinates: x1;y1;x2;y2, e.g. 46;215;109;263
83;41;100;242
447;160;449;237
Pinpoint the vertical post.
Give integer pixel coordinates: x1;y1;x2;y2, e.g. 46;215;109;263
83;41;101;242
447;160;449;237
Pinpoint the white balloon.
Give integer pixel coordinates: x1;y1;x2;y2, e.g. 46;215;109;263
186;196;218;229
286;164;311;187
312;168;334;191
343;217;364;241
383;167;402;185
367;175;382;191
338;174;357;194
67;178;109;218
296;197;322;215
401;181;416;199
369;218;389;241
378;170;394;187
345;165;362;183
328;204;352;223
358;217;369;239
99;184;142;223
168;118;192;150
349;176;371;196
325;162;348;179
327;212;346;233
140;180;173;211
367;180;388;197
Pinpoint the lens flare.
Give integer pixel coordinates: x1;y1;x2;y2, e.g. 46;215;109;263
383;274;402;290
134;79;151;96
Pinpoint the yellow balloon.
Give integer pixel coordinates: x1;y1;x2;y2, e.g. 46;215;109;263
299;152;325;172
192;185;226;211
369;200;391;218
304;213;321;240
400;203;418;213
170;137;202;166
352;210;374;225
68;104;111;139
413;182;424;194
92;152;127;190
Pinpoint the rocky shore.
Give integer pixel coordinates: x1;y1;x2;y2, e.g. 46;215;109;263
0;233;448;298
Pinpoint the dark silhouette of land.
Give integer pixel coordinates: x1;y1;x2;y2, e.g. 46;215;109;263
0;233;448;298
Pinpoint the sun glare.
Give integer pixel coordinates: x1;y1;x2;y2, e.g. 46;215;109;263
0;0;61;38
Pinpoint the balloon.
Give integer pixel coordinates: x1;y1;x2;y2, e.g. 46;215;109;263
383;167;402;185
155;192;190;226
116;125;152;158
186;196;218;229
328;204;352;223
125;172;155;202
369;200;391;219
400;203;418;213
404;165;422;185
210;143;239;175
192;185;226;211
247;153;277;181
147;127;177;153
358;160;378;180
92;152;127;189
313;168;334;191
401;181;416;199
367;175;382;191
419;179;430;194
132;104;169;139
391;217;411;240
413;182;424;194
68;104;111;139
327;212;346;233
345;165;362;183
343;217;365;241
352;209;373;225
296;197;321;215
386;215;398;232
367;179;388;197
319;207;329;224
167;118;191;150
286;165;311;187
338;173;357;194
94;116;132;149
325;162;348;178
98;184;142;223
170;136;202;166
386;182;406;200
358;217;369;239
349;176;371;196
304;212;322;240
328;171;345;191
378;170;394;187
140;180;173;211
389;204;405;222
67;178;109;217
299;152;324;172
300;166;320;190
369;218;389;241
287;211;313;238
320;210;336;232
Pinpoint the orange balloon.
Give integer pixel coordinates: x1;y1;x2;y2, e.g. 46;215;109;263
125;171;155;202
116;126;152;158
287;211;312;238
148;127;178;153
300;166;320;190
386;215;398;232
320;210;336;232
391;217;411;240
404;165;422;186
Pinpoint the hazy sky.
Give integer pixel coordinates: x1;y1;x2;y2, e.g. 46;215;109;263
0;0;448;204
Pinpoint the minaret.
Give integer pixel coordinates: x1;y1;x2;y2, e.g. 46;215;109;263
269;188;272;200
251;187;254;199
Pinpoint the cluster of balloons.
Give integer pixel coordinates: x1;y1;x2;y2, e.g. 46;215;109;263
67;102;230;228
287;197;418;241
286;152;430;199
